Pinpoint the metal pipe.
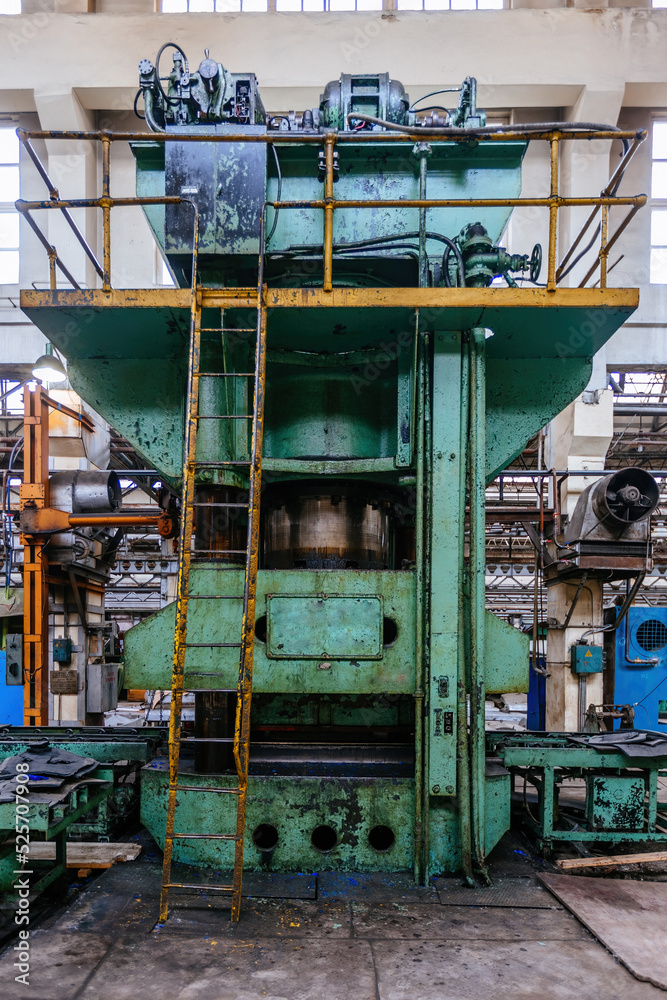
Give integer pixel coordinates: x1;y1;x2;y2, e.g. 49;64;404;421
101;134;112;291
323;133;335;293
16;195;647;213
265;196;643;211
599;204;609;289
547;138;559;291
17;126;647;144
468;326;488;878
416;144;430;288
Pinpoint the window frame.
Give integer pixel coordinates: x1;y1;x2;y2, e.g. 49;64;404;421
0;126;20;287
159;0;505;9
650;118;667;285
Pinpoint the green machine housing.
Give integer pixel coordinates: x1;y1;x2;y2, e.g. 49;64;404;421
21;46;642;878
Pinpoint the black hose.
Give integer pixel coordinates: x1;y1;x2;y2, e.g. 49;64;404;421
155;42;189;110
408;88;461;114
440;238;466;288
266;145;282;244
345;113;631;138
273;230;466;285
133;89;146;121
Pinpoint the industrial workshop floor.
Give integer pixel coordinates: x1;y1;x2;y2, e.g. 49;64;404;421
0;832;663;1000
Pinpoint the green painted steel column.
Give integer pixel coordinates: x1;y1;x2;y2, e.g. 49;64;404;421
427;330;462;875
468;326;487;877
457;337;473;883
413;327;426;883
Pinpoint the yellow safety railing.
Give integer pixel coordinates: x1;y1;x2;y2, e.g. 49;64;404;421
15;125;647;294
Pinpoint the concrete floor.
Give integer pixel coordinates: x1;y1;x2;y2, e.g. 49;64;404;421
0;833;663;1000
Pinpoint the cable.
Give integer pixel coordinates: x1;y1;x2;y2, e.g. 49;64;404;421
273;230;466;284
633;702;652;727
155;42;190;110
441;239;466;288
266;144;282;244
408;88;462;114
133;89;146;122
634;673;667;708
579;573;645;641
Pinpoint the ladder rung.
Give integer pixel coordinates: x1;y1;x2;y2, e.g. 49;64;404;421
181;642;242;648
191;461;251;467
164;883;234;892
194;415;253;420
180;737;235;743
193;372;254;378
181;684;237;694
201;327;256;333
171;784;240;794
188;502;249;508
193;549;247;555
187;565;246;571
171;833;239;840
185;595;243;600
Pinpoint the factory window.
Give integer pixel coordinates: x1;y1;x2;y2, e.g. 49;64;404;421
161;0;269;10
276;0;382;8
0;1;21;14
650;121;667;284
0;128;19;285
397;0;503;8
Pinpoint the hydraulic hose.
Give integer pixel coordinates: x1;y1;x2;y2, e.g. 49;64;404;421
345;114;633;138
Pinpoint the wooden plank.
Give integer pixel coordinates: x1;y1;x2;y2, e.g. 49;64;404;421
539;872;667;989
557;850;667;871
28;841;141;869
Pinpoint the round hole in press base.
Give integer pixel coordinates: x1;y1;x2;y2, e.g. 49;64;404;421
254;616;267;643
368;825;395;852
382;618;398;647
252;823;278;851
311;825;337;853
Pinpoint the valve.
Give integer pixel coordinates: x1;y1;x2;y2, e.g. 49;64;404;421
446;222;543;288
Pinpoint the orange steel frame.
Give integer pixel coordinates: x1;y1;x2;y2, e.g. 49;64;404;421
18;386;174;726
20;386;50;726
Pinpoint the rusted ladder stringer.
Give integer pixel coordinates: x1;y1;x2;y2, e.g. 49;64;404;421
159;212;267;925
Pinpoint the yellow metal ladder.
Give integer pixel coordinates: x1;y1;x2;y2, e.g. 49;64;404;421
159;275;267;925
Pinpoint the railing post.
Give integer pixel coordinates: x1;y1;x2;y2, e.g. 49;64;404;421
599;204;609;290
101;133;112;292
323;132;335;293
547;136;559;292
48;248;57;290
